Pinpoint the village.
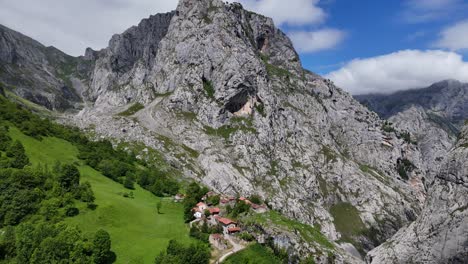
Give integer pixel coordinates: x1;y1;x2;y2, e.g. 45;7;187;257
174;191;269;262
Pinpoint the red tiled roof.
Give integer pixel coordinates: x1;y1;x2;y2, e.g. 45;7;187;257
196;202;206;207
209;207;220;214
239;197;252;204
228;227;241;233
251;203;266;209
217;217;236;225
220;199;229;204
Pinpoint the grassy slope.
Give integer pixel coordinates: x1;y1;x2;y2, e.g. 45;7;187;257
224;244;282;264
8;127;192;264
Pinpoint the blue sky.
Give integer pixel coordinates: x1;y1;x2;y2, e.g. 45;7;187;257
1;0;468;94
299;0;468;74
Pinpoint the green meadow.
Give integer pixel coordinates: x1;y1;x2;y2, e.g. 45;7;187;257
8;126;193;264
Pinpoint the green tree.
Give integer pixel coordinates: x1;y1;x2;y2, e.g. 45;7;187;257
58;164;80;192
92;229;112;264
156;201;162;214
76;181;95;203
0;226;16;260
6;140;29;169
123;176;135;190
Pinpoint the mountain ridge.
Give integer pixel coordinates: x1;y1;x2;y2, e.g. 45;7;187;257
0;0;467;263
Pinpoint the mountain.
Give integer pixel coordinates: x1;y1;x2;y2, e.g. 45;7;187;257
355;80;468;130
356;80;467;182
0;24;89;110
72;0;427;259
0;0;465;263
367;123;468;263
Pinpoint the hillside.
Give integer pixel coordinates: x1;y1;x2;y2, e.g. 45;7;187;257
1;0;467;263
0;94;194;263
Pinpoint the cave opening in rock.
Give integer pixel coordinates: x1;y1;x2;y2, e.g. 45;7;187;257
256;36;266;50
225;89;251;114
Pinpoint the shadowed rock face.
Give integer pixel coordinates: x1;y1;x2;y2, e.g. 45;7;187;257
367;124;468;264
0;24;84;110
356;80;468;185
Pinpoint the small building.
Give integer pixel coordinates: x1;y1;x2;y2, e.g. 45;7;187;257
251;203;268;213
193;211;203;219
209;207;220;215
196;202;208;211
228;227;241;234
217;217;237;235
220;196;236;205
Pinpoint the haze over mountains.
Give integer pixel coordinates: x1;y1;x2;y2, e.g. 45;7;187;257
0;0;467;263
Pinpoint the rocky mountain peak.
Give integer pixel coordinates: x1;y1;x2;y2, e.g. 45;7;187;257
3;0;467;262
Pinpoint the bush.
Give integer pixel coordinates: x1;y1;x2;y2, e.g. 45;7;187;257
249;195;262;205
65;207;79;217
155;240;210;264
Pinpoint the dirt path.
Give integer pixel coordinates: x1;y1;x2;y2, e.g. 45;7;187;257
215;235;246;263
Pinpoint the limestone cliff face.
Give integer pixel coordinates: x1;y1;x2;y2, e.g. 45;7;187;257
367;124;468;264
84;11;175;105
4;0;465;262
73;0;427;260
0;24;85;110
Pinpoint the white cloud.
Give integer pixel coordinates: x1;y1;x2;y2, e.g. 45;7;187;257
0;0;178;56
288;29;345;53
325;50;468;94
434;20;468;50
400;0;463;23
234;0;326;26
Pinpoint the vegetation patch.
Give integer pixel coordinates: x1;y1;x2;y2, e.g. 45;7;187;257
243;211;334;250
260;55;292;80
396;158;415;180
255;102;266;117
320;146;338;163
204;116;257;140
329;202;366;242
117;103;144;116
382;121;395;133
224;243;282;264
176;111;198;121
0;94;193;263
202;78;215;99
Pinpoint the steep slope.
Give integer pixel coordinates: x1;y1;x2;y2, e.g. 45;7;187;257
70;0;427;259
356;80;466;182
367;123;468;263
0;24;89;110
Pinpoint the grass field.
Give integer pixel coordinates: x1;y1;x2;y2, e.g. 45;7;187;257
8;127;193;264
224;244;282;264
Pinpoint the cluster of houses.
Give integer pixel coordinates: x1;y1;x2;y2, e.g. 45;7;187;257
186;191;268;235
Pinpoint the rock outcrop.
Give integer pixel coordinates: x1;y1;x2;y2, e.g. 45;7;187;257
356;80;466;184
367;124;468;263
0;24;85;110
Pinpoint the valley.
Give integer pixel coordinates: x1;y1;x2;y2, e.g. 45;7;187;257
0;0;467;263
